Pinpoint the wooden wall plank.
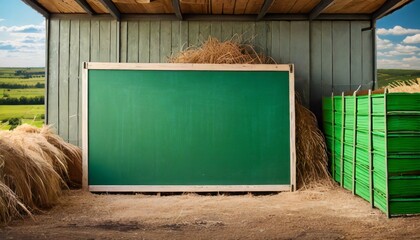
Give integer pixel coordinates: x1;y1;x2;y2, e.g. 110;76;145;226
160;21;172;62
362;22;373;89
139;21;150;63
127;21;139;62
99;20;111;62
221;22;233;41
171;21;180;56
110;21;118;62
199;22;211;42
310;21;322;116
180;21;189;50
332;21;351;94
48;19;60;131
271;22;281;62
242;22;255;44
59;19;70;141
90;20;100;61
255;22;267;54
290;21;310;105
232;21;243;39
279;21;290;63
321;21;333;97
210;21;222;41
69;20;80;145
266;22;272;57
188;21;200;46
78;20;91;146
350;21;363;91
150;21;160;62
120;21;128;63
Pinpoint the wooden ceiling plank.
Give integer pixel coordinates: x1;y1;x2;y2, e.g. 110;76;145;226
75;0;96;15
21;0;50;17
309;0;334;20
244;0;264;14
172;0;183;19
373;0;411;19
211;0;223;14
99;0;121;19
257;0;274;20
234;0;248;14
87;0;109;13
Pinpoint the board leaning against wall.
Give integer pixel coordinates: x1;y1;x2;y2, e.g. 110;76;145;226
82;63;296;192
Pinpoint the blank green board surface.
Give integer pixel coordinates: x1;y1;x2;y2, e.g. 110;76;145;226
88;69;291;186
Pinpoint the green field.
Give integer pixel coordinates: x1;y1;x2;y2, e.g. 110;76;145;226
0;68;45;130
1;88;44;98
0;105;45;130
0;77;45;85
377;69;420;88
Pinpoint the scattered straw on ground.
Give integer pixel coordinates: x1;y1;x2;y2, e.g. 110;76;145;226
0;124;82;224
168;37;332;189
387;78;420;93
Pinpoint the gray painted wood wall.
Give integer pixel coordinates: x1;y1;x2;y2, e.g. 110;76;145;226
47;18;374;146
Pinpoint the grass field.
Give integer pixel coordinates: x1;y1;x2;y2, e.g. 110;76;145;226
1;88;44;98
377;69;420;88
0;105;45;130
0;77;45;85
0;68;45;130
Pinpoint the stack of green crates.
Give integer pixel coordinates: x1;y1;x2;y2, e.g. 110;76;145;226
322;90;420;217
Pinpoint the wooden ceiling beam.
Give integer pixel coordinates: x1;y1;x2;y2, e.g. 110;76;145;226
172;0;183;20
75;0;96;15
309;0;334;20
21;0;50;18
372;0;412;20
98;0;121;20
257;0;274;21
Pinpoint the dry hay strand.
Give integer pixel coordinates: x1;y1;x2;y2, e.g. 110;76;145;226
14;124;82;188
0;124;82;223
0;132;64;211
0;182;31;224
295;99;333;189
387;78;420;93
169;36;275;64
169;37;332;189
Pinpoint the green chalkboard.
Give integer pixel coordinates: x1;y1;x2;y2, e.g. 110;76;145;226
85;64;294;191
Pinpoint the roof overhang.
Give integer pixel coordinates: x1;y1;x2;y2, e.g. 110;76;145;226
21;0;413;21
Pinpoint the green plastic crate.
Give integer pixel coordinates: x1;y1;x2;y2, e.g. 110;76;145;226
322;91;420;217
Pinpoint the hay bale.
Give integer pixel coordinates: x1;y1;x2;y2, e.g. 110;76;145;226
295;99;332;188
0;182;31;224
14;125;83;188
0;124;82;224
387;78;420;93
169;37;275;64
168;37;332;189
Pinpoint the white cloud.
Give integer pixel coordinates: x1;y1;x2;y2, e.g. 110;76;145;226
376;36;394;50
403;34;420;44
0;21;45;67
0;19;4;22
377;26;420;35
0;24;45;33
378;56;420;70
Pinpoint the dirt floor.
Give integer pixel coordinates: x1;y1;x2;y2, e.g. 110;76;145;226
1;186;419;240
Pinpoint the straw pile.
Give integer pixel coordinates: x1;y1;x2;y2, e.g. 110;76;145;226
387;78;420;93
169;37;275;64
0;124;82;224
169;37;332;189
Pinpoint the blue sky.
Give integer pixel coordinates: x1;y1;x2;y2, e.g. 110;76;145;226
0;1;419;69
376;1;420;70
